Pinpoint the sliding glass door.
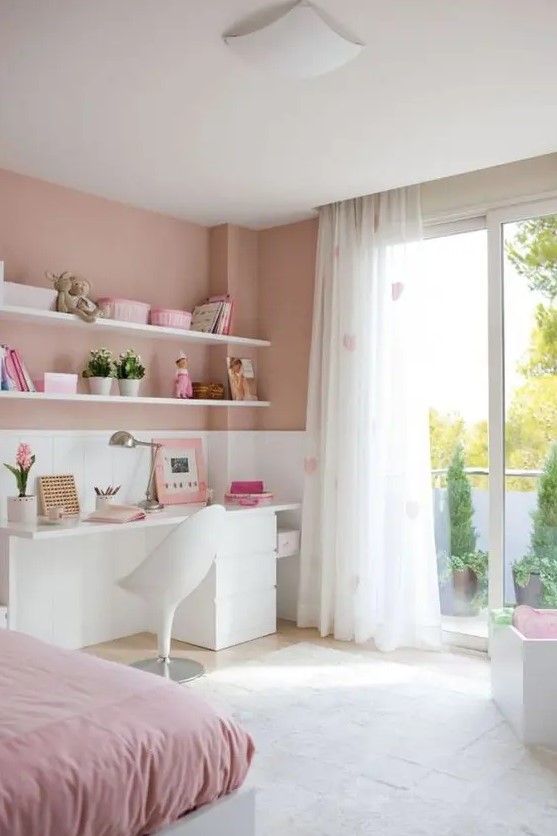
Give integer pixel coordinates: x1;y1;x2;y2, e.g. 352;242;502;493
488;200;557;621
422;226;489;649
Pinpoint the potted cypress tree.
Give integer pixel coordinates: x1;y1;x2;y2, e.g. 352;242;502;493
438;445;487;616
514;442;557;608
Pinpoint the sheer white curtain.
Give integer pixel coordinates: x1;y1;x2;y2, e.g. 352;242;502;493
297;187;441;652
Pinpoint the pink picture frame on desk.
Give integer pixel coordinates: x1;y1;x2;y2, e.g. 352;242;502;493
152;437;207;505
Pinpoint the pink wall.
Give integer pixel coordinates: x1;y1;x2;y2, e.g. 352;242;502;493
258;219;318;431
0;167;210;430
206;224;260;432
0;168;318;432
0;168;208;309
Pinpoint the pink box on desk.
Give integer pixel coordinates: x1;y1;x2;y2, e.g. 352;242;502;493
229;481;264;494
34;373;78;394
225;492;274;506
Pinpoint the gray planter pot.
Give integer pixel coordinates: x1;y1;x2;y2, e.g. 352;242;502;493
452;568;479;617
513;571;543;607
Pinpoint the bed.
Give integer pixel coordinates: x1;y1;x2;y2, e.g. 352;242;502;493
0;629;255;836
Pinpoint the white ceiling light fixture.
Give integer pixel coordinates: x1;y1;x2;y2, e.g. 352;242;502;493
223;1;365;80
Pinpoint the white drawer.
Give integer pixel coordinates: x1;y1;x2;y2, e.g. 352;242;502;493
220;513;276;557
215;589;276;650
216;551;276;597
277;528;300;558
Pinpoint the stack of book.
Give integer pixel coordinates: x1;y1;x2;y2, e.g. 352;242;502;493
190;295;234;335
0;345;35;392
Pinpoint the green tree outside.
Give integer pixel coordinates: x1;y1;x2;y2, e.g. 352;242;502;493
506;214;557;300
446;445;477;558
430;216;557;492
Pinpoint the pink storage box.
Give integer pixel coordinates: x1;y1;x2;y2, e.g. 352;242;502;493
230;481;265;494
150;308;192;329
34;373;78;394
225;492;274;507
97;297;150;324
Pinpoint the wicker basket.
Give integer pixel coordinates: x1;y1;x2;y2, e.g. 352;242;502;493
192;382;225;400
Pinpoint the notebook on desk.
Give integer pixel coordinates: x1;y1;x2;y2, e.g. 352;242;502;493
84;504;147;524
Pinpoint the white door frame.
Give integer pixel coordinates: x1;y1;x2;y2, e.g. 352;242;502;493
487;198;557;633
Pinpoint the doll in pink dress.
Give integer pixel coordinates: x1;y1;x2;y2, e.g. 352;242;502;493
175;352;193;399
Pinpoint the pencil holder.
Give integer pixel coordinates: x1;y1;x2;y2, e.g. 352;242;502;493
95;495;115;511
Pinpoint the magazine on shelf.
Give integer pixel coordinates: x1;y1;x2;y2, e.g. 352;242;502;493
0;345;35;392
84;504;147;524
227;357;258;401
190;295;235;335
190;301;224;333
207;295;234;335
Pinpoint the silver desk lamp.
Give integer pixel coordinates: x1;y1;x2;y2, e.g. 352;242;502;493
109;431;164;512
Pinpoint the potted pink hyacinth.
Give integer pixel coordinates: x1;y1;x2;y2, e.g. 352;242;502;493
4;443;37;523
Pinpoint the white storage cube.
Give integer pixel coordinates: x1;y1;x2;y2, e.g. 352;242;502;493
277;528;300;558
491;623;557;748
4;281;57;310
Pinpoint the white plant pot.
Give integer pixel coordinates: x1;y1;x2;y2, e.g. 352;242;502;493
88;377;113;396
118;379;141;397
8;495;37;524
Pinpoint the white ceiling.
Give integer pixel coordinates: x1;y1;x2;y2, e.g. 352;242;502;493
1;0;556;228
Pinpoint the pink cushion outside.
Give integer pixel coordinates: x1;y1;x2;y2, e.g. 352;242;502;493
513;605;557;638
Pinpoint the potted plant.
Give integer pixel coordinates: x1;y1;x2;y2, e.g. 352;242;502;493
512;554;543;606
4;443;36;523
438;550;488;616
115;349;145;397
515;442;557;608
82;348;116;395
442;445;487;616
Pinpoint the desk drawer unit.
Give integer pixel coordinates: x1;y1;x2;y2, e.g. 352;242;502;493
172;512;278;650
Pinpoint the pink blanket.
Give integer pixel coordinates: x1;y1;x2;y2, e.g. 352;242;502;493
513;604;557;638
0;630;254;836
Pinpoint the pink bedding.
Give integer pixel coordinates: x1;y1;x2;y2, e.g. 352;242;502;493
0;629;254;836
513;604;557;638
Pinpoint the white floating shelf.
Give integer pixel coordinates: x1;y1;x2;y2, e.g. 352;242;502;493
0;391;270;407
0;305;270;349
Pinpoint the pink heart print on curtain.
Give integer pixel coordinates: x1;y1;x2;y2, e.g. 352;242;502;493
342;334;356;352
304;457;318;475
392;282;404;301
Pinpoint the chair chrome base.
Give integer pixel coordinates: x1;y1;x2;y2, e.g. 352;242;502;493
130;657;205;683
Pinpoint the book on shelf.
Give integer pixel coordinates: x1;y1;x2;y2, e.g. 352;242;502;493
190;295;235;335
0;345;35;392
84;504;147;524
190;301;223;333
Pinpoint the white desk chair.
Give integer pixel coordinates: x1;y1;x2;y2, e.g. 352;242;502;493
118;504;226;683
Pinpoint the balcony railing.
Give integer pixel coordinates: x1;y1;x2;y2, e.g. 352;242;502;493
432;467;542;609
431;468;542;477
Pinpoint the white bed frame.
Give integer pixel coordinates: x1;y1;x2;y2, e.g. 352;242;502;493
158;789;255;836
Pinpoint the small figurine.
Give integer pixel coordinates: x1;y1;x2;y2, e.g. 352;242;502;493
175;352;193;399
46;271;101;323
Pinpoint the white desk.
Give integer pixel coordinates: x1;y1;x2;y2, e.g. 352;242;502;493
0;502;300;651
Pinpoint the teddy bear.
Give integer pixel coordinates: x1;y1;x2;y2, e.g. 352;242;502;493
46;271;101;323
68;276;101;323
